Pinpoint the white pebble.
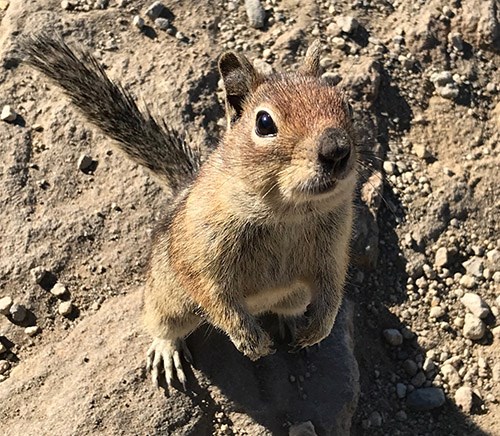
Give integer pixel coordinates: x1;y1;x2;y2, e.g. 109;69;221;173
462;313;486;340
460;292;490;319
50;283;67;297
58;301;73;317
0;296;13;315
25;326;40;337
1;105;17;122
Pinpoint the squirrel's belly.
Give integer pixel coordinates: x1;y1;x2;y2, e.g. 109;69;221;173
245;281;311;315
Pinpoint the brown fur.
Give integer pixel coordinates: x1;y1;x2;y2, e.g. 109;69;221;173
23;36;358;389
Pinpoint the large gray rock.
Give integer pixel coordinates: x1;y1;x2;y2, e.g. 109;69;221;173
0;290;359;435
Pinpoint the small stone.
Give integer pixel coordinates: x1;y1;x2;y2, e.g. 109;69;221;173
403;359;418;376
396;383;407;398
449;33;464;51
395;410;407;421
437;85;459;100
463;313;486;340
132;15;144;29
50;283;67;297
492;363;500;382
326;22;341;36
430;71;453;87
383;161;397;175
441;364;461;387
368;411;382;427
460;293;490;319
430;306;445;319
175;31;186;41
411;371;427;388
331;37;346;50
244;0;265;29
58;301;73;317
0;296;13;315
383;329;403;346
25;326;40;337
455;386;474;413
0;360;10;375
0;342;6;354
1;105;17;122
289;421;317;436
423;357;435;373
0;1;10;11
145;1;166;20
407;388;446;411
155;17;170;30
336;16;359;34
414;144;430;159
459;274;476;289
486;248;499;266
9;303;27;322
463;257;484;278
60;0;73;10
78;154;94;172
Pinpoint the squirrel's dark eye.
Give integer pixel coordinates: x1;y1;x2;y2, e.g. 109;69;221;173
255;111;277;137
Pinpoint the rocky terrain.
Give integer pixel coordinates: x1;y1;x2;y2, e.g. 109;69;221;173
0;0;499;435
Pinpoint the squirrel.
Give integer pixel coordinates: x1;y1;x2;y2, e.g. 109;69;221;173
22;34;358;391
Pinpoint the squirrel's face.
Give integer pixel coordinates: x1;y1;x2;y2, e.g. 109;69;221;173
219;41;357;209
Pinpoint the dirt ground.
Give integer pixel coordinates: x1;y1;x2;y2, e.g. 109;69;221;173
0;0;499;435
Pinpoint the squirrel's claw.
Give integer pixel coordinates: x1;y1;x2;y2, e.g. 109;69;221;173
146;337;190;391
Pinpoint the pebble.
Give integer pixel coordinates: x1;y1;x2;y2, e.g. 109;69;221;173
30;266;48;285
395;410;407;421
441;363;461;387
486;248;499;266
331;37;346;50
132;15;144;29
61;0;73;9
9;303;27;322
435;247;449;267
0;296;13;315
78;154;94;172
429;306;445;319
1;105;17;122
463;257;484;278
383;161;397;175
0;342;5;354
145;1;166;20
50;283;68;297
407;387;445;410
25;326;40;337
455;386;474;413
396;383;407;398
411;371;427;388
58;301;73;317
437;84;459;100
244;0;265;29
368;411;382;427
492;362;500;383
155;17;170;30
462;313;486;340
460;293;490;319
336;16;359;34
0;0;10;11
0;360;10;375
423;357;435;373
448;32;464;51
403;359;418;376
459;274;476;289
383;329;403;346
289;421;317;436
430;71;454;87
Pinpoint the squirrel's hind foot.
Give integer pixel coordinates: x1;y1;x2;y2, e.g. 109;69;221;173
146;337;192;391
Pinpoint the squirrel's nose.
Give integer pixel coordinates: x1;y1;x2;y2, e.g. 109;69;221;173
317;128;352;177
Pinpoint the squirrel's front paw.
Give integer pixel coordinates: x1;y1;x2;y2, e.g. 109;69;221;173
292;320;331;350
230;326;275;361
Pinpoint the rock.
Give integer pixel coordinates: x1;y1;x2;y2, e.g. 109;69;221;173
396;383;407;398
58;301;73;317
145;1;167;20
395;410;407;421
0;297;13;315
326;22;341;36
0;360;10;375
457;0;500;50
50;283;67;297
0;1;10;11
383;161;397;175
430;71;453;87
411;371;426;388
336;16;359;34
30;266;47;285
414;144;430;159
437;84;459;100
459;274;476;289
9;303;27;323
463;257;484;278
0;343;6;354
486;248;499;266
25;326;40;337
423;357;435;373
435;247;450;267
403;359;418;376
368;411;382;427
407;388;446;411
460;293;490;319
455;386;474;413
0;291;360;435
78;154;94;172
132;15;144;29
331;37;346;50
289;421;317;436
492;362;500;382
441;364;461;388
448;32;464;51
463;313;486;340
60;0;73;9
429;306;445;319
244;0;265;29
1;105;17;122
383;329;403;346
154;17;170;30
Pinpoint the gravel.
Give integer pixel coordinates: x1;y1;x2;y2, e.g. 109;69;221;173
407;388;446;411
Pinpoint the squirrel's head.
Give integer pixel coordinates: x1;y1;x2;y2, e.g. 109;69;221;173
218;40;357;212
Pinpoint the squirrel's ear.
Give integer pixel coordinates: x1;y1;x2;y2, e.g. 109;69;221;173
300;39;321;77
219;51;261;127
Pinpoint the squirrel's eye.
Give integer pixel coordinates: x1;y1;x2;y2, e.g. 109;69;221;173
255;111;277;137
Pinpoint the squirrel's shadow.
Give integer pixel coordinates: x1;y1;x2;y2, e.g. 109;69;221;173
181;301;358;435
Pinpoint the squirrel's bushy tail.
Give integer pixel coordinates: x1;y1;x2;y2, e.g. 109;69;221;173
22;34;200;192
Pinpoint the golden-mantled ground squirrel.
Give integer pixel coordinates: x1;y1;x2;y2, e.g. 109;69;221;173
23;35;357;390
